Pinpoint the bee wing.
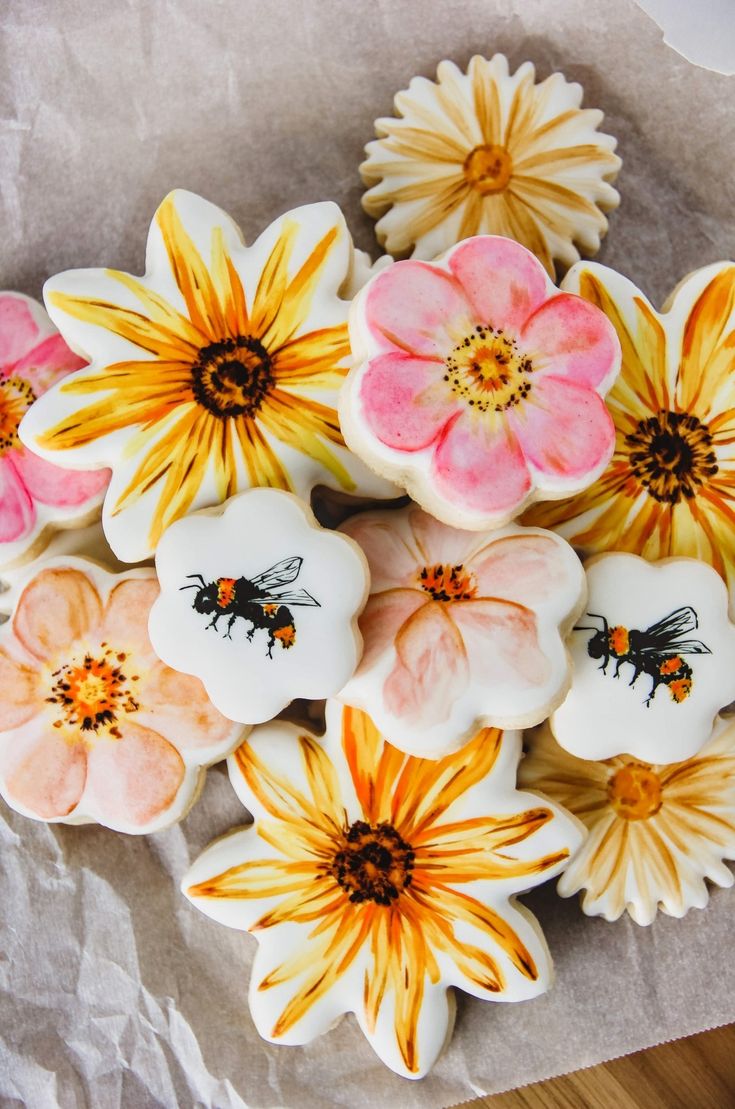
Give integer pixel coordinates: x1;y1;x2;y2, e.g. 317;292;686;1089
640;606;700;648
254;588;321;608
250;556;303;590
666;639;712;656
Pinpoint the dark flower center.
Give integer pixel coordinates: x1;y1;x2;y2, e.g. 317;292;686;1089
444;325;533;413
191;336;274;419
0;375;36;454
46;644;140;739
418;562;477;601
625;410;718;504
330;820;414;905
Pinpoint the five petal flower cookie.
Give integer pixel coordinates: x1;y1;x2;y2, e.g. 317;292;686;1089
360;55;621;278
520;719;735;925
19;191;396;563
340;235;621;530
0;293;108;569
0;558;245;832
183;703;583;1078
338;505;585;755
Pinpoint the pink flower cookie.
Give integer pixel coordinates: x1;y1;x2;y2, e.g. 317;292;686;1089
338;505;585;755
340;236;621;530
0;293;108;568
0;558;245;833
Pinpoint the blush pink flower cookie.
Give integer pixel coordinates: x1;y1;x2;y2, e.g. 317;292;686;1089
0;293;108;568
340;236;621;530
338;505;585;755
0;558;245;833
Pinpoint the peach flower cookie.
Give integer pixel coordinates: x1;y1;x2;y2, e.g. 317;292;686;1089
340;235;621;530
183;703;584;1078
554;553;735;764
0;293;108;570
338;505;585;756
19;191;397;564
520;719;735;925
0;558;245;832
148;489;368;724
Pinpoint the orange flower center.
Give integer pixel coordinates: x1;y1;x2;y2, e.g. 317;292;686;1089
417;562;477;602
608;763;663;821
625;410;717;504
0;375;36;455
444;326;533;413
464;144;513;195
46;644;140;740
330;821;414;905
191;336;274;419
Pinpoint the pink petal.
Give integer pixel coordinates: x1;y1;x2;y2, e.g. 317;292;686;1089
357;589;427;672
521;293;620;390
0;456;35;542
12;447;108;507
364;260;469;358
341;515;419;591
407;507;478;567
14;567;103;662
509;376;615;480
384;602;469;726
432;411;532;516
452;599;551;689
137;661;235;750
12;333;86;394
0;648;39;730
470;533;573;606
447;237;549;334
83;720;185;828
101;577;159;656
360;352;456;451
4;728;87;819
0;296;39;367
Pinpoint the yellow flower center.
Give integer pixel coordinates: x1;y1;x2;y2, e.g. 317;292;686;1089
417;562;477;602
330;820;414;905
444;326;533;413
464;143;513;195
191;336;274;419
625;410;718;504
608;763;663;821
0;375;36;455
47;645;140;741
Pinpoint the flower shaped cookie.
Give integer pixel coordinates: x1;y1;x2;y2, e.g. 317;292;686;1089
338;506;585;755
360;55;621;278
0;293;108;568
341;236;621;530
520;720;735;925
19;191;396;563
0;559;244;832
184;703;583;1078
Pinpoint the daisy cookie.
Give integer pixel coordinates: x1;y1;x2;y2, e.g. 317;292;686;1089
0;557;245;833
183;703;584;1078
340;235;621;530
338;505;585;755
148;488;368;723
19;191;397;563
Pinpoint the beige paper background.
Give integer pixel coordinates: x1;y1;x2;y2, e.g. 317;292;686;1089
1;1;734;1105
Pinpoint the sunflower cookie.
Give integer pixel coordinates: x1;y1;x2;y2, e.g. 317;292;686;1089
183;702;583;1078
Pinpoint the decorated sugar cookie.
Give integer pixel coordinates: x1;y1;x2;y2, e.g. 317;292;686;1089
340;235;621;530
338;505;585;755
148;489;368;723
19;191;397;563
360;55;621;278
0;293;108;569
553;553;735;763
0;558;245;832
183;703;583;1079
524;261;735;611
520;720;735;925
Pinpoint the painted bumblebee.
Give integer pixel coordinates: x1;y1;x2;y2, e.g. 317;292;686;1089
576;606;711;706
181;556;320;657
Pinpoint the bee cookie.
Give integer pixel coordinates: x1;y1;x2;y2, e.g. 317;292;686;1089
553;553;735;762
148;488;368;723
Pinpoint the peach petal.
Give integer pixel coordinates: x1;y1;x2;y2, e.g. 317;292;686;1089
0;296;39;366
521;293;619;390
0;648;39;731
12;447;108;508
470;534;571;606
407;507;477;567
384;602;469;725
432;412;532;516
101;577;159;656
0;455;35;542
83;720;185;828
364;260;468;358
14;567;103;662
341;517;419;591
137;661;235;750
4;728;87;819
452;599;551;689
360;352;456;451
509;376;614;480
12;333;86;394
357;589;427;673
447;237;549;334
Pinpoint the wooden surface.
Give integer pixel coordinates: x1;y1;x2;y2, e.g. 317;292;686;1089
462;1023;735;1109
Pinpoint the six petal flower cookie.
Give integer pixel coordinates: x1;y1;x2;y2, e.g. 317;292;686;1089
19;190;396;563
183;703;584;1079
340;235;621;530
554;552;735;763
338;505;585;755
0;558;245;832
0;293;108;569
520;719;735;925
360;55;621;278
148;488;368;723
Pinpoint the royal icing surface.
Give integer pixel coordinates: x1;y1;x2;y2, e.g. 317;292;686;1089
338;505;586;755
340;235;622;530
148;488;368;724
552;553;735;763
183;703;583;1078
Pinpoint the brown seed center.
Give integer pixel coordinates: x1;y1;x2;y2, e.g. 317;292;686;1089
330;821;414;905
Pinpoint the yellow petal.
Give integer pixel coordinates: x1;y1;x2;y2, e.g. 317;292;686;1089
156;194;227;340
678;266;735;412
47;288;196;363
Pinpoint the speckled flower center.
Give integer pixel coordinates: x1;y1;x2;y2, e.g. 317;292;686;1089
417;563;477;602
445;326;533;413
0;375;36;454
625;410;718;504
46;644;140;739
330;821;415;905
464;144;513;195
608;763;662;821
191;336;274;419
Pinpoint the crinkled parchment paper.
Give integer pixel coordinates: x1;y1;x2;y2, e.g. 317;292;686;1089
1;1;734;1105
